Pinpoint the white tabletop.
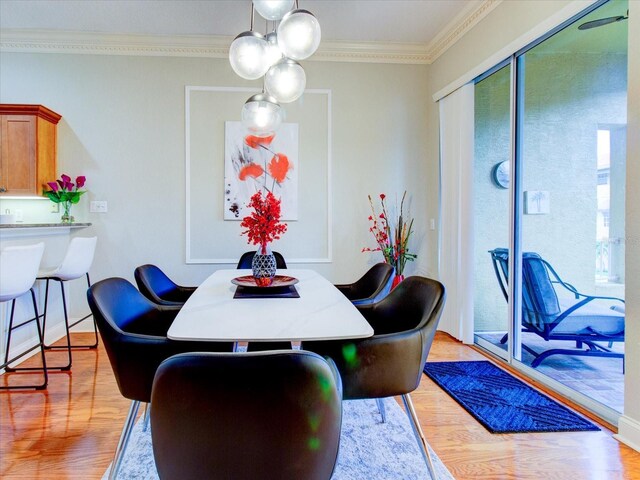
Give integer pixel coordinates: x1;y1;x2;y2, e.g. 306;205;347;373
167;269;374;342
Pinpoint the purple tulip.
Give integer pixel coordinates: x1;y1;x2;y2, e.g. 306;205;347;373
64;181;74;191
57;179;65;189
76;176;86;188
47;182;59;192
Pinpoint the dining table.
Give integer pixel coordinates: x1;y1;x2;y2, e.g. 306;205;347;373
167;268;374;344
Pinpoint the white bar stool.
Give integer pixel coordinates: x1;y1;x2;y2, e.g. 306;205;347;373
0;243;48;390
37;236;98;371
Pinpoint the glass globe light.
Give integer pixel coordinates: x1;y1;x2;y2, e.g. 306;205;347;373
253;0;295;21
264;32;283;68
265;59;306;103
229;31;270;80
241;93;283;135
277;9;321;61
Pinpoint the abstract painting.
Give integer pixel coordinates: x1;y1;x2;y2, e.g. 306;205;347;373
224;121;298;220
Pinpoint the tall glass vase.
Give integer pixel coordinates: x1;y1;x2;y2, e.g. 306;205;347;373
252;244;277;286
60;201;74;224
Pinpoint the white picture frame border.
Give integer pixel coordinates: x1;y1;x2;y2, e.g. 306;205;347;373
185;85;332;264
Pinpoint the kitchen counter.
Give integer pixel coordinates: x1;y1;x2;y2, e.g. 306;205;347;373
0;223;92;238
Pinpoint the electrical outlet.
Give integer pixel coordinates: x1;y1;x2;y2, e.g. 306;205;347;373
429;218;436;230
51;203;60;213
90;201;108;213
15;209;23;222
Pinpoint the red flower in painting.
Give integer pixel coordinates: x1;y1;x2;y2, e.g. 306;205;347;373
239;163;265;180
267;154;290;183
240;191;288;253
244;134;275;149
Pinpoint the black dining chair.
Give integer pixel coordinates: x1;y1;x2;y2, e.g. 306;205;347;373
87;277;234;480
151;350;342;480
134;264;197;307
303;275;446;480
237;250;288;269
335;262;394;305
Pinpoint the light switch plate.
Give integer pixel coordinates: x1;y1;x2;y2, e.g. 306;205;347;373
90;201;108;213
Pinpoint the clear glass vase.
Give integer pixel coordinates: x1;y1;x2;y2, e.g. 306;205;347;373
60;201;74;223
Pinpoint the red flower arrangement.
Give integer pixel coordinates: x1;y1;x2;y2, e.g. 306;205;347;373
240;191;288;254
363;192;417;285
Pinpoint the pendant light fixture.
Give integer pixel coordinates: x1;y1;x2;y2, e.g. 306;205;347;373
230;0;320;134
241;93;283;135
277;9;321;60
265;58;306;103
229;31;270;80
253;0;295;21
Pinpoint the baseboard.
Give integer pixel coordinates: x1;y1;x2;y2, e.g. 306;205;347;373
614;416;640;452
0;316;93;374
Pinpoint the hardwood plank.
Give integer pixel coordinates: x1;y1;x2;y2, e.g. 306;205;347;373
1;332;639;479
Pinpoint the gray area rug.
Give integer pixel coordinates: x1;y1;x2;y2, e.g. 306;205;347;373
104;397;454;479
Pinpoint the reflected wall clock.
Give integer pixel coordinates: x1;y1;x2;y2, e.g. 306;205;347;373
492;161;510;189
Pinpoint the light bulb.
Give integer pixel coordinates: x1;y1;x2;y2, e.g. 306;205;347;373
229;31;270;80
277;9;321;61
253;0;295;21
241;93;283;135
264;32;283;68
265;59;306;103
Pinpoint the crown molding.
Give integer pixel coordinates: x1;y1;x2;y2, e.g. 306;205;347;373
0;1;500;65
424;0;503;63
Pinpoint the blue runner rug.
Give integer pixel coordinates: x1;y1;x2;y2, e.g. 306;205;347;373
423;361;600;433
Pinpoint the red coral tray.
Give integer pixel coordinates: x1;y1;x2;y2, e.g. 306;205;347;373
231;275;299;288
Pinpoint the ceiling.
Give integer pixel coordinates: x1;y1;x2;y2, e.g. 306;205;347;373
0;0;482;45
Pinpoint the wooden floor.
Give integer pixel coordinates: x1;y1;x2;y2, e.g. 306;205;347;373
1;332;640;479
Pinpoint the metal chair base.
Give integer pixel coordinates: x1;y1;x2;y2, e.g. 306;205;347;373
109;400;141;480
401;393;438;480
1;290;48;391
376;397;387;423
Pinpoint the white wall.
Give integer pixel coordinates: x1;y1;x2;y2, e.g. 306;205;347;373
0;54;432;287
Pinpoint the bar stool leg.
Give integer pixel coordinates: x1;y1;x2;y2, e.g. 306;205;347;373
43;274;98;351
40;278;72;371
1;289;49;390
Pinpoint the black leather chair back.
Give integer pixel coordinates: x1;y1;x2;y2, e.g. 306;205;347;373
87;278;232;403
134;264;196;306
304;275;445;399
237;251;288;269
151;351;342;480
335;263;394;304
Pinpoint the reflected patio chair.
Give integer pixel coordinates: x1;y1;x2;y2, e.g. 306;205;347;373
489;248;624;369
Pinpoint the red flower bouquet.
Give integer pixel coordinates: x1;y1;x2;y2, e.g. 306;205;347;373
363;192;417;286
240;191;288;254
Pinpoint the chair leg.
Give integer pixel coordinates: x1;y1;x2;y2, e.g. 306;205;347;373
376;397;387;423
401;394;438;480
45;276;98;350
142;402;150;432
40;279;72;370
109;400;141;480
1;290;48;390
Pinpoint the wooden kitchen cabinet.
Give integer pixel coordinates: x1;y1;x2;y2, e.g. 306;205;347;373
0;104;61;196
